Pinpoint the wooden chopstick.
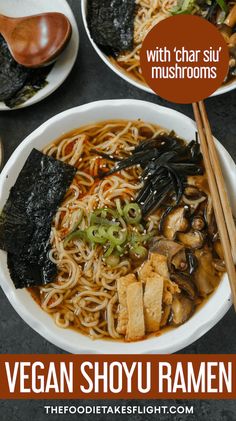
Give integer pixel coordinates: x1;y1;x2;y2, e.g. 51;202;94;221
198;101;236;263
192;102;236;310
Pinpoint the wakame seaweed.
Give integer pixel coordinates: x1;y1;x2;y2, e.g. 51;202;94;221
87;0;136;53
0;149;77;288
0;35;53;108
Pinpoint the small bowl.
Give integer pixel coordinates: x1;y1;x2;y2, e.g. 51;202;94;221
0;99;235;354
81;0;236;97
0;0;79;111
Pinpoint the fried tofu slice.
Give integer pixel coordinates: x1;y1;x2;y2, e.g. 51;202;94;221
144;276;164;332
163;279;180;305
149;253;169;278
116;274;137;335
126;282;145;341
138;259;154;281
138;252;179;310
138;259;163;282
138;253;169;281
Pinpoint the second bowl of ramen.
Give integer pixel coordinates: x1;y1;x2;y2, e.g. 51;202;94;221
81;0;236;96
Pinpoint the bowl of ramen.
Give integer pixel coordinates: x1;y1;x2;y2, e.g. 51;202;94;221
81;0;236;96
0;99;235;354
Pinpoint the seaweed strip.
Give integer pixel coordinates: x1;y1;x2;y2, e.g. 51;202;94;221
0;149;77;288
0;35;53;108
87;0;136;52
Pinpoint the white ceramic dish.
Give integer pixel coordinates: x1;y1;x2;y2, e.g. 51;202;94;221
0;0;79;111
0;99;235;354
81;0;236;98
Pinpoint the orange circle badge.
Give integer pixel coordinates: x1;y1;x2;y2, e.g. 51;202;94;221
140;15;229;104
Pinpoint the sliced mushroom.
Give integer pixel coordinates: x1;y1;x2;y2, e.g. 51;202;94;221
186;249;198;274
229;66;236;77
160;304;171;328
229;56;236;69
218;23;232;43
229;34;236;48
170;294;194;326
225;4;236;28
149;238;184;258
194;249;220;296
183;185;207;208
163;279;180;305
212;259;226;272
216;9;227;25
162;206;189;240
149;238;186;271
171;248;188;271
177;230;205;249
186;176;209;192
229;45;236;73
191;216;205;231
171;273;196;300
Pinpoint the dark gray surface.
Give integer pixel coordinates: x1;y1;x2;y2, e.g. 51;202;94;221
0;0;236;419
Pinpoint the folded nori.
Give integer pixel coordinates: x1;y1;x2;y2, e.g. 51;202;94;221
87;0;135;53
0;35;53;108
0;149;77;289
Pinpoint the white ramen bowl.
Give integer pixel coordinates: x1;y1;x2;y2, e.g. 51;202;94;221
0;99;235;354
81;0;236;97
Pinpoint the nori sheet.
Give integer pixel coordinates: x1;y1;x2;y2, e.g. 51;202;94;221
0;35;53;108
87;0;136;53
0;149;77;289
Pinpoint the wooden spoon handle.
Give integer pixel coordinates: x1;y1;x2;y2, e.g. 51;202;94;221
0;15;8;35
0;14;16;37
0;14;9;24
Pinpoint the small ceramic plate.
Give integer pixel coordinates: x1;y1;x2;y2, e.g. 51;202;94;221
0;0;79;111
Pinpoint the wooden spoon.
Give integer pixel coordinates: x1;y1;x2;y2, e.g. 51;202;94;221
0;13;72;68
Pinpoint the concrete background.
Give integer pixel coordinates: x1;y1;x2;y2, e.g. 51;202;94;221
0;0;236;419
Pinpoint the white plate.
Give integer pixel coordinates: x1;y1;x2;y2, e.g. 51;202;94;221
0;0;79;111
81;0;236;98
0;99;235;354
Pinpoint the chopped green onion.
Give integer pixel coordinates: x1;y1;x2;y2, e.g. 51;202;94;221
216;0;228;13
171;9;192;14
137;223;145;233
117;216;127;229
90;214;118;226
104;244;115;257
93;208;119;219
140;234;152;243
171;0;196;14
107;226;127;245
181;0;193;10
86;225;106;244
105;253;120;267
98;225;110;242
131;232;152;243
131;245;147;259
123;203;142;224
64;203;149;265
116;245;125;255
